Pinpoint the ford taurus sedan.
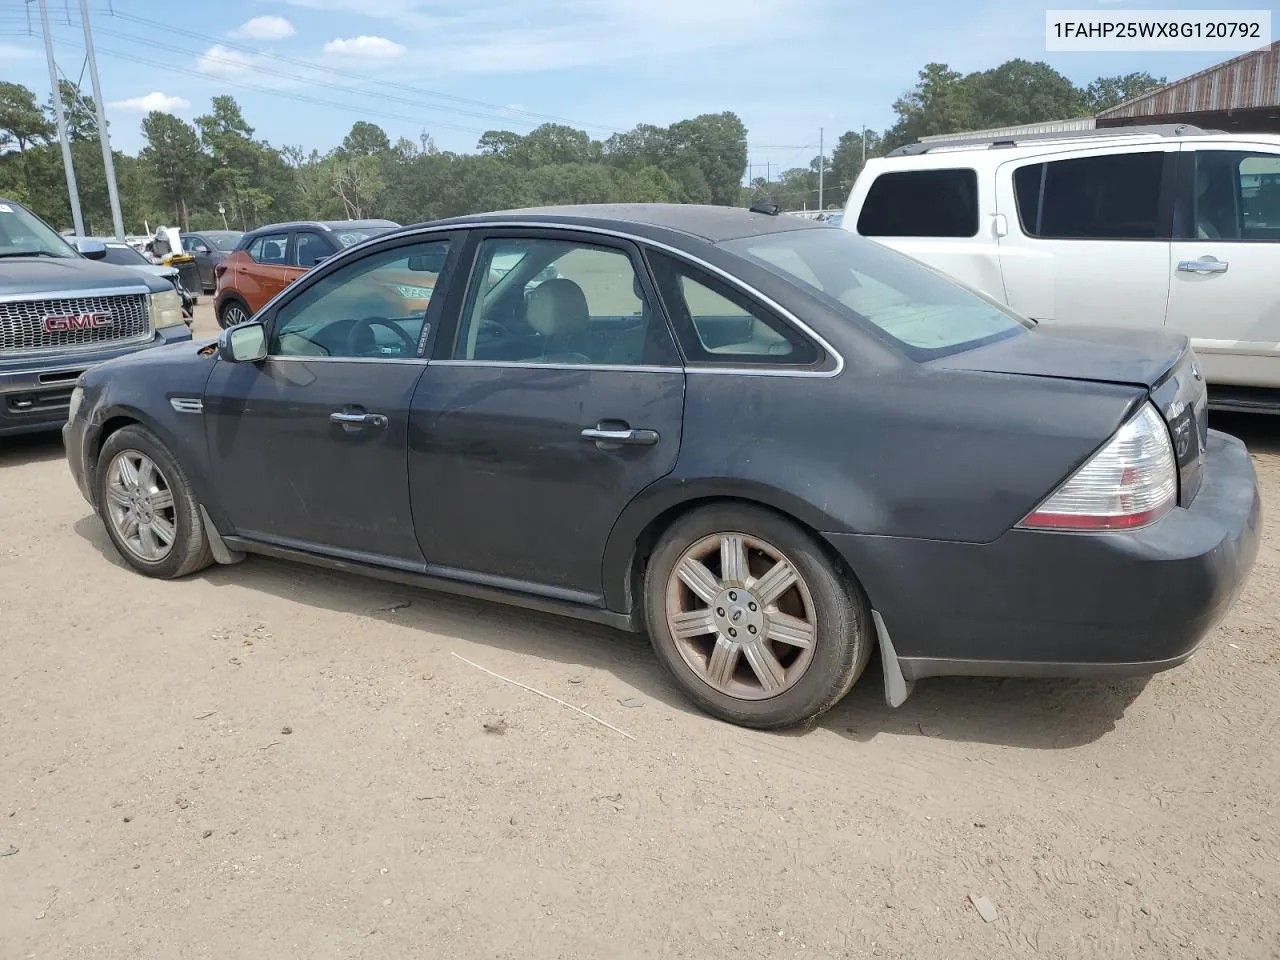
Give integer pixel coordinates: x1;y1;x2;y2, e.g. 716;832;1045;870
63;204;1261;729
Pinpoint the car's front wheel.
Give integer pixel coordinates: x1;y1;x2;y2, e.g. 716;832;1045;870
644;504;873;729
95;425;214;579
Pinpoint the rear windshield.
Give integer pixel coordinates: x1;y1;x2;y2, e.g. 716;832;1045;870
333;227;393;248
205;234;241;252
720;227;1029;358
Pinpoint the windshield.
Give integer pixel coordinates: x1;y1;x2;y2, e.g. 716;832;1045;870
0;201;77;259
333;227;392;248
721;227;1029;358
101;243;150;267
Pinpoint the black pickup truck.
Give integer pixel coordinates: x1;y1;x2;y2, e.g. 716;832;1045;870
0;197;193;437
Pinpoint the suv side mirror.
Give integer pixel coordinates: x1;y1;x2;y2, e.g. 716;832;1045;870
218;322;267;363
73;238;107;260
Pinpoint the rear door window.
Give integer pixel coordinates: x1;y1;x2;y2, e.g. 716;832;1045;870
293;231;331;267
857;169;979;238
247;233;289;264
1013;152;1168;240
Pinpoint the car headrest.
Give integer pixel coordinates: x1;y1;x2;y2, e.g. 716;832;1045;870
526;278;590;338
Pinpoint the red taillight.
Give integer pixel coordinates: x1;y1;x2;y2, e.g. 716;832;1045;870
1019;403;1178;532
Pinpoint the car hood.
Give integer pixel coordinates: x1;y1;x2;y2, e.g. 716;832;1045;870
0;256;168;296
119;263;180;281
932;324;1188;389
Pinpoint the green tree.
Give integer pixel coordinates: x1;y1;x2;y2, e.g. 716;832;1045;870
883;63;976;150
140;111;206;227
1085;72;1166;113
340;121;391;158
965;59;1084;128
0;81;53;152
667;112;747;206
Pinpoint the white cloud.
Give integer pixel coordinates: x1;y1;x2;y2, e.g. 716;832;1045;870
196;44;259;77
323;35;407;58
0;42;38;61
232;16;296;40
108;92;192;113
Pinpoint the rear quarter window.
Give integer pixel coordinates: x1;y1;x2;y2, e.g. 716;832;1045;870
857;168;979;238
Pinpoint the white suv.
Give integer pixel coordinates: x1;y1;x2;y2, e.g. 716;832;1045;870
842;124;1280;405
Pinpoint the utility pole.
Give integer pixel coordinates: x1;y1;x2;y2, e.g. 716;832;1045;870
79;0;125;240
766;161;771;185
38;0;84;236
818;127;825;211
862;126;868;165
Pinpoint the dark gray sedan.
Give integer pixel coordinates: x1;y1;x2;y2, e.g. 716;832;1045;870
63;204;1261;729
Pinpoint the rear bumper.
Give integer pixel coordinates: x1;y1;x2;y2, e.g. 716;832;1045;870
0;328;192;437
825;430;1261;681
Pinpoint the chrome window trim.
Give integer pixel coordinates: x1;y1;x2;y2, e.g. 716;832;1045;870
251;220;846;379
263;354;427;365
431;360;684;374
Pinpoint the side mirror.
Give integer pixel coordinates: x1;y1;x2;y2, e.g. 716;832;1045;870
73;238;107;260
218;321;267;363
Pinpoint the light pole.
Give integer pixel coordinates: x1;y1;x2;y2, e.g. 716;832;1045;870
38;0;84;236
218;202;228;230
79;0;125;240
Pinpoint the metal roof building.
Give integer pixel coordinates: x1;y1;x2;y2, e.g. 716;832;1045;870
1097;42;1280;132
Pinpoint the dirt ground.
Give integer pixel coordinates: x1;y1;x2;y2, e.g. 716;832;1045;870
2;303;1278;959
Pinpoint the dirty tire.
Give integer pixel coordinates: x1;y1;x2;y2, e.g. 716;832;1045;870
95;424;214;580
217;298;250;329
644;504;873;730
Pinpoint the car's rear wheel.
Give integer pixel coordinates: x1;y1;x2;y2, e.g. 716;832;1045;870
644;504;873;729
217;299;250;329
95;425;214;579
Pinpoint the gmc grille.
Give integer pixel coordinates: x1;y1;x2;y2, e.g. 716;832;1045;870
0;293;151;354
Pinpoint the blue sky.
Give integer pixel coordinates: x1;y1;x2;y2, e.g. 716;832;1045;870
0;0;1274;175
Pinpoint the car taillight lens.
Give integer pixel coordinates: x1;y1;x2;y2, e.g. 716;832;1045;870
1019;403;1177;532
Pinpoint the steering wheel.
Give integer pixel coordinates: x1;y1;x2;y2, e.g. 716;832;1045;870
346;316;417;357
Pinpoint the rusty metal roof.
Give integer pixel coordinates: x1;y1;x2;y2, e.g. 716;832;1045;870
1098;42;1280;119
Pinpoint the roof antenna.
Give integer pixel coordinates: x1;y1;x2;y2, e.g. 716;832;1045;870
749;200;780;216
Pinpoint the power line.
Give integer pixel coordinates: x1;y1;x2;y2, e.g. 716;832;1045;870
102;8;625;136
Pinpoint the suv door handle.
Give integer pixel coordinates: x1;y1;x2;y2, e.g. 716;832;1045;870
581;426;660;446
330;411;388;428
1177;257;1229;275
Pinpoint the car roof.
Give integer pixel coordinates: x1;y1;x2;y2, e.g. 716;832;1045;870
184;229;241;236
422;203;827;244
249;219;398;234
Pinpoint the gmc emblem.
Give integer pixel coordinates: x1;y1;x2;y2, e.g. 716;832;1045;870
43;311;113;333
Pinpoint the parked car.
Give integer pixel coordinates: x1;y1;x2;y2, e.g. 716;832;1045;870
65;204;1260;729
843;124;1280;410
0;197;192;437
72;237;196;321
179;229;243;293
214;219;400;328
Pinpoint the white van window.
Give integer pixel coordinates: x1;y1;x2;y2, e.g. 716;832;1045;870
1013;152;1165;240
857;169;979;238
1191;151;1280;240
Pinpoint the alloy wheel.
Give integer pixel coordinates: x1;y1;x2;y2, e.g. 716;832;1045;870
664;532;817;701
103;450;178;563
223;304;248;327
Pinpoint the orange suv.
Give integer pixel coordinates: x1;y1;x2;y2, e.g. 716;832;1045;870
214;219;400;327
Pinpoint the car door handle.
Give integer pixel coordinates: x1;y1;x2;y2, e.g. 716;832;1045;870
1178;257;1229;274
581;426;660;446
330;411;388;428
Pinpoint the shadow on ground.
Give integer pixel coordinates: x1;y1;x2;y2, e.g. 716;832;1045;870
0;431;64;468
75;514;1150;751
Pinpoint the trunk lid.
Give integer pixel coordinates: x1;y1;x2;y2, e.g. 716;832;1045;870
934;324;1210;505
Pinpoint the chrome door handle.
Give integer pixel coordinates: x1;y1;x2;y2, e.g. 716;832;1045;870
330;411;388;428
581;426;659;446
1178;257;1229;274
